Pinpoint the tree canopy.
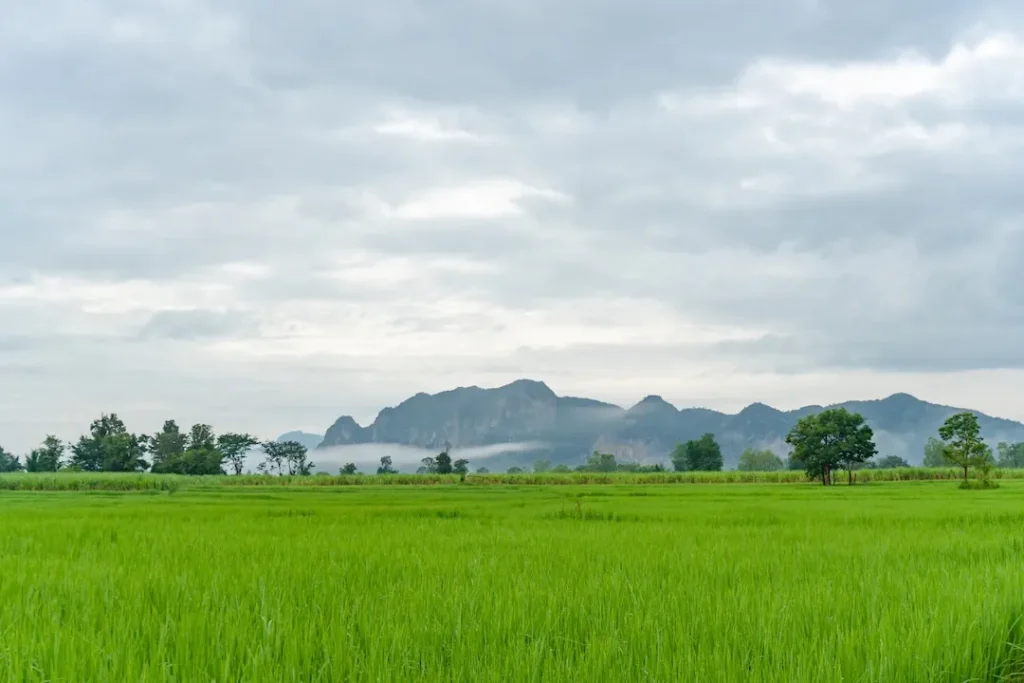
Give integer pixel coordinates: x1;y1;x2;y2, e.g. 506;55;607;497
737;448;784;472
785;408;877;485
671;434;724;472
938;412;992;483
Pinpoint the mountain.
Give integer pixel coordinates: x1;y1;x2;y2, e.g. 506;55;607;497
312;380;1024;469
276;431;324;451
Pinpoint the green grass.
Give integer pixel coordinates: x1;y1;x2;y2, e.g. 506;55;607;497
2;481;1024;681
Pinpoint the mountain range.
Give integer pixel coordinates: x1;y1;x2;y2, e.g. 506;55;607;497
280;379;1024;471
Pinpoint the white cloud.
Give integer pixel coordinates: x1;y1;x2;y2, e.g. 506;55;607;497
2;1;1024;453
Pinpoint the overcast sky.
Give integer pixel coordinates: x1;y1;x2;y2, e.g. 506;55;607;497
3;0;1024;452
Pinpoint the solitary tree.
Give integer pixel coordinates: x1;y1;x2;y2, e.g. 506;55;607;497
435;450;453;474
786;408;877;485
585;451;618;472
737;448;784;472
377;456;397;475
938;412;991;484
340;463;359;475
452;459;470;475
417;456;438;474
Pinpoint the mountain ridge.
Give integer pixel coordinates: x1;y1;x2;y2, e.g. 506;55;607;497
299;380;1024;469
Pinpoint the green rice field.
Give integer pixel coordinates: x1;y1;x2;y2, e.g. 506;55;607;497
2;476;1024;681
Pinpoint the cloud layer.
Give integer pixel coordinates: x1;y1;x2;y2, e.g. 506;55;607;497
3;0;1024;451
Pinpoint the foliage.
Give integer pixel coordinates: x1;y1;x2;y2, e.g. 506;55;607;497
737;448;784;472
922;437;952;467
0;446;22;472
68;413;149;472
260;440;314;476
785;408;877;485
24;435;64;472
996;442;1024;468
377;456;398;475
452;459;470;475
583;451;618;472
875;455;910;469
506;466;525;474
938;412;992;483
218;433;261;476
671;433;723;472
339;463;359;475
435;450;453;475
533;459;552;473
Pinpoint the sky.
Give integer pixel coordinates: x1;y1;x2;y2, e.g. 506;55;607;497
2;0;1024;453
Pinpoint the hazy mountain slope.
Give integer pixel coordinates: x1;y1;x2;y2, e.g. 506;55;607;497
310;380;1024;468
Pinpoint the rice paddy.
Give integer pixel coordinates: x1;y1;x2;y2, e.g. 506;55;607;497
2;476;1024;681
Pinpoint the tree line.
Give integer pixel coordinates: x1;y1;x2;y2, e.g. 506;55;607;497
0;413;312;476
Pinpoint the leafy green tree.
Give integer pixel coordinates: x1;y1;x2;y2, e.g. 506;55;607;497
938;412;991;484
786;408;877;485
675;434;724;472
475;467;490;474
552;464;571;473
737;448;784;472
340;463;359;475
417;456;438;474
435;450;453;474
259;440;313;475
506;466;525;474
218;433;260;476
585;451;618;472
376;456;397;474
452;459;469;475
875;455;910;469
25;435;64;472
533;459;552;473
922;437;951;467
0;446;22;472
69;414;149;472
149;420;188;473
997;442;1024;468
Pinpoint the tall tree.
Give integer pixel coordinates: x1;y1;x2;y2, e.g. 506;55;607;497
585;451;618;472
679;434;724;472
260;440;313;476
25;435;64;472
339;463;359;475
0;446;22;473
417;457;438;474
435;449;453;475
786;408;877;485
453;458;470;475
938;412;991;484
149;420;188;473
376;456;397;475
218;433;260;476
69;414;149;472
737;448;784;472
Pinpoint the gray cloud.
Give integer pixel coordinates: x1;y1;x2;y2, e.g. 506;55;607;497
2;0;1024;452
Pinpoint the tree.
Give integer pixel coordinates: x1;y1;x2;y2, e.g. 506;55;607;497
533;459;552;473
938;412;991;484
552;464;571;473
737;448;784;472
674;434;724;472
923;437;951;467
876;455;910;469
506;466;525;474
149;420;188;474
0;446;22;473
417;457;438;474
218;433;260;476
785;408;877;485
260;441;314;476
340;463;359;475
584;451;618;472
997;442;1024;468
475;467;490;474
25;435;64;472
452;459;470;475
377;456;397;475
435;450;453;475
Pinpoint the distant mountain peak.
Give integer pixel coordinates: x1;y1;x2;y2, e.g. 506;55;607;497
304;380;1024;468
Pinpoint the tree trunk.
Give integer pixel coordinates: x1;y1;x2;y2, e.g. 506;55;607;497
964;465;969;483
